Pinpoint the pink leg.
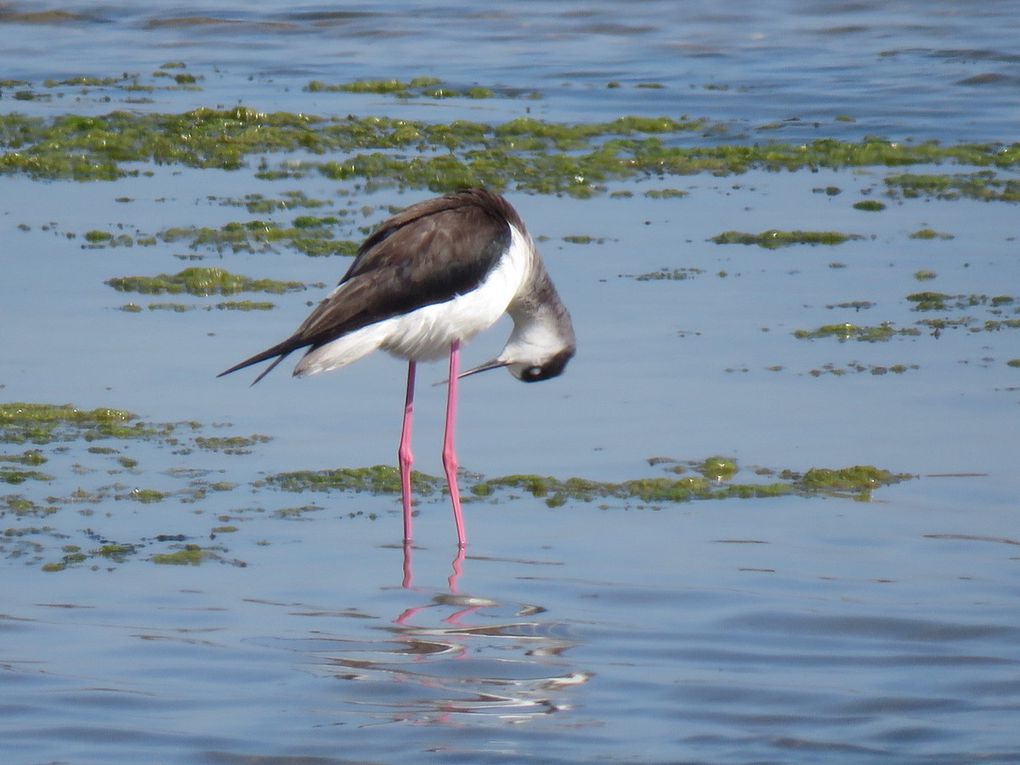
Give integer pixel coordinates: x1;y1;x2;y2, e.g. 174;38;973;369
443;341;467;547
399;360;416;543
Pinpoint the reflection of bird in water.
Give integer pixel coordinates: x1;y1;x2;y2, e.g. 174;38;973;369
302;546;590;726
383;549;590;723
220;189;575;548
400;542;465;592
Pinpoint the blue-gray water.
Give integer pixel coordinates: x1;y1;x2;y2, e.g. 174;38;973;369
2;2;1020;764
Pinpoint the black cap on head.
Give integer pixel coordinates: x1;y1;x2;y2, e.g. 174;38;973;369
517;348;575;383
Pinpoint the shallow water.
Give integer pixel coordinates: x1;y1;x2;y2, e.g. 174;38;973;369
2;2;1020;764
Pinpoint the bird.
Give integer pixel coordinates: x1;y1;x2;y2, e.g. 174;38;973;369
218;188;576;548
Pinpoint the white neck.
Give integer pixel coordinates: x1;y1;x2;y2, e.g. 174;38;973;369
498;251;575;369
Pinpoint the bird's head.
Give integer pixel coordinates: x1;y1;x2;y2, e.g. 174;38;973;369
458;299;576;383
459;345;575;383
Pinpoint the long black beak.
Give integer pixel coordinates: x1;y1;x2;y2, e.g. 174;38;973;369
458;357;510;379
434;357;510;387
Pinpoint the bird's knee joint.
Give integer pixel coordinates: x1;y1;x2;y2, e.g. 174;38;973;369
442;450;458;473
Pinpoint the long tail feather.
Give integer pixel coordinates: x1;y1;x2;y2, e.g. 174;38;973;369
217;342;294;385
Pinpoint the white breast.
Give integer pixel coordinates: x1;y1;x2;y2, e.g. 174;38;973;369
294;224;533;377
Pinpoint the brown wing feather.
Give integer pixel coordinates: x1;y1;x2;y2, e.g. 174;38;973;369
218;189;520;382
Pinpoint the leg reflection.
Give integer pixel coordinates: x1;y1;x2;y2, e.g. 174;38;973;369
448;546;465;593
402;539;414;589
395;544;470;624
399;542;467;593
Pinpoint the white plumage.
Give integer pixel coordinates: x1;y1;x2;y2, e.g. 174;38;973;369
296;224;533;375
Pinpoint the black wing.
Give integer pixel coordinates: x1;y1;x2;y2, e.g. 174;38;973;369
218;189;518;383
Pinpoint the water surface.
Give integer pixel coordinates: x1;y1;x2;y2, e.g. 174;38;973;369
2;2;1019;763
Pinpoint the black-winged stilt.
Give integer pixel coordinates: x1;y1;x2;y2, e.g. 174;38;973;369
219;189;575;547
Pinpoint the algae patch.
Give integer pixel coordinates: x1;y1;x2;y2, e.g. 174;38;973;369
808;361;919;377
907;291;1017;313
885;171;1020;203
793;323;921;342
106;267;306;296
214;190;334;214
96;543;137;562
632;267;705;282
266;460;911;507
799;290;1020;343
853;200;886;212
3;103;1016;197
151;544;214;565
903;292;1020;336
909;228;954;240
0;449;46;466
697;457;738;480
156;219;359;256
2;400;917;572
266;465;443;496
122;488;166;504
794;466;909;499
0;402;265;570
306;77;524;100
0;467;52;484
712;230;863;248
120;300;278;313
644;188;688;199
0;402;158;444
195;434;271;455
41;547;89;572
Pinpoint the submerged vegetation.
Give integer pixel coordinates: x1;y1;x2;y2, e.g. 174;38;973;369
194;434;272;454
75;208;359;257
0;402;163;444
906;291;1017;312
885;171;1020;203
0;401;253;570
796;466;908;495
79;218;358;256
807;361;919;377
793;323;920;342
305;76;528;100
158;219;359;256
795;289;1020;343
853;200;886;211
1;103;1017;197
266;460;911;507
118;300;277;312
105;267;307;296
1;399;915;572
909;228;953;240
712;230;862;248
151;544;216;566
266;465;443;496
632;267;705;281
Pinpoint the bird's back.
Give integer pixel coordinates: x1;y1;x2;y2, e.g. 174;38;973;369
219;189;533;382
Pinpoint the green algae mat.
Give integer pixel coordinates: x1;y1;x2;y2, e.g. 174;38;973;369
2;401;911;572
